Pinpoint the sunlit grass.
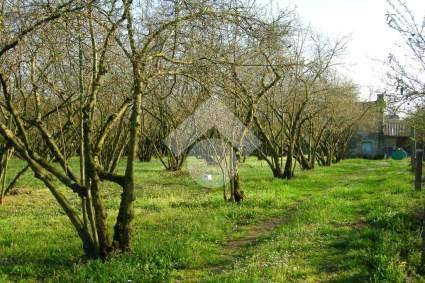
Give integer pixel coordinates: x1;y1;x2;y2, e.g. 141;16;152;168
0;158;423;282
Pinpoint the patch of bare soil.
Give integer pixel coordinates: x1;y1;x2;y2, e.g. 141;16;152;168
7;187;32;195
332;220;368;229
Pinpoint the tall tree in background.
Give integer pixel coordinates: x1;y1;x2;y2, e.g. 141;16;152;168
386;0;425;271
386;0;425;105
386;0;425;142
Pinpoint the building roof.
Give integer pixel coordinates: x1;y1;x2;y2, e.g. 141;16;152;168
383;118;411;137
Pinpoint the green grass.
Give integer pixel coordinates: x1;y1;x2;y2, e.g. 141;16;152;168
0;158;423;282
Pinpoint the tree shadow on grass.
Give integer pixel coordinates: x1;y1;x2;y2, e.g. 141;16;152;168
314;208;423;283
317;226;374;282
0;254;77;280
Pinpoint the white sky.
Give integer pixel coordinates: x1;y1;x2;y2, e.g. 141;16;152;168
262;0;425;100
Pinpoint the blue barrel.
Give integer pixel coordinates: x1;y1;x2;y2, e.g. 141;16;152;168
391;148;407;160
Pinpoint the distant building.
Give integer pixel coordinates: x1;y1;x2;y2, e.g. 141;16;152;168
348;94;413;158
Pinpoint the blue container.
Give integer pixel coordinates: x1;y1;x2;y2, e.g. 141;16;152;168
391;149;407;160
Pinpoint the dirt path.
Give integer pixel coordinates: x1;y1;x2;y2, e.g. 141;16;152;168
173;199;307;282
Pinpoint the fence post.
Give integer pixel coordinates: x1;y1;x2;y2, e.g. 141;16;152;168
411;154;416;172
415;149;423;191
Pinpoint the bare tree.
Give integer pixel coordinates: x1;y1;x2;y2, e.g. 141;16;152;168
386;0;425;109
255;30;347;178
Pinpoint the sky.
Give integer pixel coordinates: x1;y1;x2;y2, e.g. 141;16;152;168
261;0;425;100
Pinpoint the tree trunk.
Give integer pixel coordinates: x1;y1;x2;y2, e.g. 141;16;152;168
421;198;425;273
283;140;295;180
283;154;293;179
113;14;142;249
113;178;135;251
138;138;154;162
91;178;113;258
231;170;244;203
228;149;244;203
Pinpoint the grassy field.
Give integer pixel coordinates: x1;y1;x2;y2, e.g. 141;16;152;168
0;158;423;282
